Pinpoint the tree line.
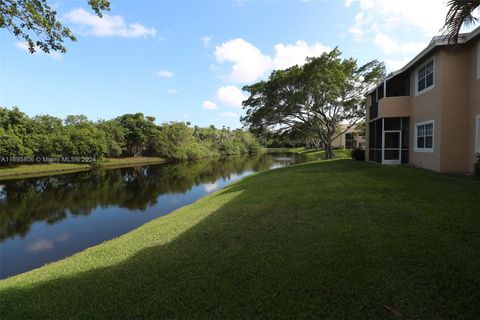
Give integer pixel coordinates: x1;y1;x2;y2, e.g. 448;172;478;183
0;107;261;165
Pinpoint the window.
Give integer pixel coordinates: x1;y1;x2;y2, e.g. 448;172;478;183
476;115;480;153
415;121;434;152
345;132;356;149
416;59;434;94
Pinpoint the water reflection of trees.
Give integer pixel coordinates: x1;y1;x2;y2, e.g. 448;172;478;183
0;154;283;241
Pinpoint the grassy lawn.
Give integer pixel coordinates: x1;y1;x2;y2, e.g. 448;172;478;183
266;147;306;153
0;157;164;181
268;147;352;159
297;148;352;158
1;159;479;319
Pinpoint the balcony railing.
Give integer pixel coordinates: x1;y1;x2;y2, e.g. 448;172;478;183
378;96;411;118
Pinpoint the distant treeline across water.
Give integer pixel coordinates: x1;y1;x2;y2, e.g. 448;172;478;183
0;107;261;165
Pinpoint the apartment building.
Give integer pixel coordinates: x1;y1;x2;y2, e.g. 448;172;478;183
332;125;365;150
365;27;480;173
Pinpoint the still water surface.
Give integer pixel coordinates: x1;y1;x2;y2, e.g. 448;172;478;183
0;153;310;279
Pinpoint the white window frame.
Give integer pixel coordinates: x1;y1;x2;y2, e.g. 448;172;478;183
415;57;435;96
476;114;480;153
414;120;435;153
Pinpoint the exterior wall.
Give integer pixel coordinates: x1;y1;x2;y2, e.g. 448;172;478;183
331;132;345;148
331;125;365;149
408;51;443;172
407;43;478;173
467;39;480;170
438;45;473;173
364;32;479;173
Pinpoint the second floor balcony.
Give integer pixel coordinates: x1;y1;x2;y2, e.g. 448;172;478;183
377;96;411;119
367;72;411;121
369;96;411;121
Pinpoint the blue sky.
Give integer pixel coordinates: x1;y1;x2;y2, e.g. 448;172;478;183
0;0;459;128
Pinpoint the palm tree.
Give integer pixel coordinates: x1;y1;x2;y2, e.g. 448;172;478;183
443;0;480;43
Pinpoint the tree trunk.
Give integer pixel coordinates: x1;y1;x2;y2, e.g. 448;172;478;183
133;146;143;157
129;145;142;157
325;139;334;159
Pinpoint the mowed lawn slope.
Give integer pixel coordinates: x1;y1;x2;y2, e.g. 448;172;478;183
1;160;479;319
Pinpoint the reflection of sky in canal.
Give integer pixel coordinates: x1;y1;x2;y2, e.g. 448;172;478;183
0;154;308;279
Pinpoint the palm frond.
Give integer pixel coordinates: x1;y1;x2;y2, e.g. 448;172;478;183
442;0;480;44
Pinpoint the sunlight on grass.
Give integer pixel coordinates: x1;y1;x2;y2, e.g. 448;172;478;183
1;160;479;319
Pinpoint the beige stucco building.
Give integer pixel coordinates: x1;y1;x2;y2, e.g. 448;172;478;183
331;125;365;150
365;27;480;173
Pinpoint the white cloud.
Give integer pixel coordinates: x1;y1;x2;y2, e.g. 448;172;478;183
64;8;156;38
167;89;177;94
373;32;426;55
220;112;238;118
344;0;355;7
345;0;448;37
14;41;62;60
385;57;412;72
349;12;365;41
344;0;462;71
157;70;174;78
215;38;273;83
215;38;330;83
203;100;218;110
201;36;212;47
273;41;330;69
216;85;248;108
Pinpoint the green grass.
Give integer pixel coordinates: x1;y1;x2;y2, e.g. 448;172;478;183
266;147;306;153
268;147;352;159
297;147;352;158
1;159;479;319
0;157;164;180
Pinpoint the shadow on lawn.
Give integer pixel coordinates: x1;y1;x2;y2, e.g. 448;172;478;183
1;160;479;319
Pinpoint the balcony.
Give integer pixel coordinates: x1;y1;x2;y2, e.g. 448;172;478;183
377;96;411;118
367;71;410;121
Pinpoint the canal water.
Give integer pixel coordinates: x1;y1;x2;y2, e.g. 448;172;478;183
0;153;311;279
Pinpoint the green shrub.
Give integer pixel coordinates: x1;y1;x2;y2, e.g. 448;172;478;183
219;140;242;155
248;142;262;154
475;154;480;178
351;148;365;161
185;142;215;161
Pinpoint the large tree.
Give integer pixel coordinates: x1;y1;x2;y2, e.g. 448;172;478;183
242;48;385;159
443;0;479;43
116;113;158;157
0;0;110;53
